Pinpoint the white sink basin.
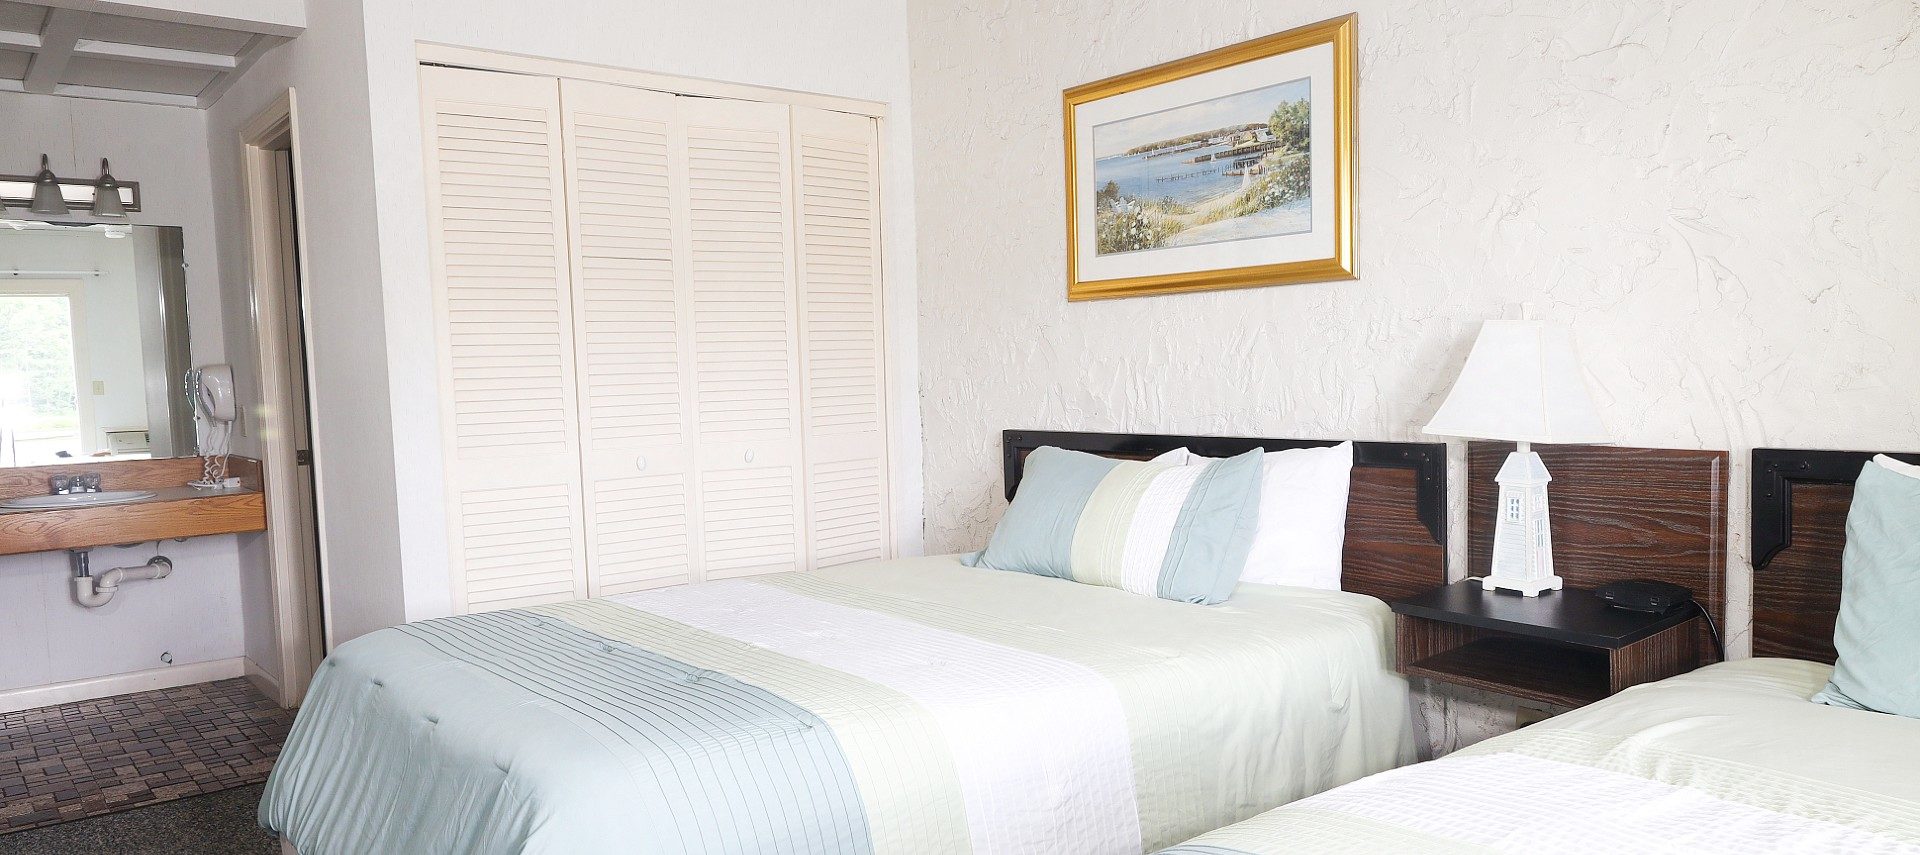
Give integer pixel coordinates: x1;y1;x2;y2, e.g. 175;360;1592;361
0;490;158;510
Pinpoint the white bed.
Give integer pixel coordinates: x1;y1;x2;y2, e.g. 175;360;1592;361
1159;657;1920;853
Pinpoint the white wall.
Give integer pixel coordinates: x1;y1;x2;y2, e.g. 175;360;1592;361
204;0;411;647
0;536;245;695
0;90;269;697
909;1;1920;748
351;0;925;623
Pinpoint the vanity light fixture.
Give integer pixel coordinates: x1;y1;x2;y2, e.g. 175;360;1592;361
0;154;142;216
91;160;127;218
28;155;69;216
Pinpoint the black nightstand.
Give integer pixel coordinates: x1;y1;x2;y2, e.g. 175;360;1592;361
1391;581;1708;708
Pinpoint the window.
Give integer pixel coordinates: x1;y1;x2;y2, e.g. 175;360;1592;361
0;281;89;466
1504;495;1523;523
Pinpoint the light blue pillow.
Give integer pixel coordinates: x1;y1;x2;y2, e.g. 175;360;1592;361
1812;456;1920;718
961;446;1263;604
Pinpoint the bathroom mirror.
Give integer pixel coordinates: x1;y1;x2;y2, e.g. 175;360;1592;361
0;221;194;466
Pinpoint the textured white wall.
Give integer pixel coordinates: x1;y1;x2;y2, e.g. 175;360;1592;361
909;0;1920;744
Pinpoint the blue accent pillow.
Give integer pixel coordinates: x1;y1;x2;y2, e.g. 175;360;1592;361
961;446;1264;604
1812;455;1920;718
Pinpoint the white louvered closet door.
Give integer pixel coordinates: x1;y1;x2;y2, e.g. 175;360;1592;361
792;107;890;569
560;80;700;596
684;98;809;581
421;66;590;613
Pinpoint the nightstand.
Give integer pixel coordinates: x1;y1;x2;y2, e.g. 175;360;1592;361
1391;581;1708;708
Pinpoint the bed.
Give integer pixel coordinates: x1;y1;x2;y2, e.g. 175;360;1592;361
1157;446;1920;854
261;431;1449;855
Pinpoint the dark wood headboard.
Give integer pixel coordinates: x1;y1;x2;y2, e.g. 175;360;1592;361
1001;430;1447;603
1468;443;1728;656
1750;448;1920;663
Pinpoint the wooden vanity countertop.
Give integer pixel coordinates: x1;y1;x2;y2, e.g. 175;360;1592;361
0;457;267;556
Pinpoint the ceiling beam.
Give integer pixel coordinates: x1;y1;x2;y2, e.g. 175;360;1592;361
0;29;41;50
73;38;237;70
196;32;280;109
29;0;303;39
57;81;199;107
22;8;91;94
0;76;199;108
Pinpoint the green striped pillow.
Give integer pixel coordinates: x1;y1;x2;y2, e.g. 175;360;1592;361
962;446;1265;604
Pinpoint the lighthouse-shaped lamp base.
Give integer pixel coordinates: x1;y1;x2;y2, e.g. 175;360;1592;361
1481;442;1563;597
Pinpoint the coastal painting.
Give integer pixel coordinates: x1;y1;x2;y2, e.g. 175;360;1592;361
1064;15;1357;300
1092;79;1311;255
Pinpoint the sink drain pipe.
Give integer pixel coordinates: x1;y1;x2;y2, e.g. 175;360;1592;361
70;551;173;608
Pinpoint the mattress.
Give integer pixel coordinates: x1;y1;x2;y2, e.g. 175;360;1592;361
1159;657;1920;854
260;554;1414;854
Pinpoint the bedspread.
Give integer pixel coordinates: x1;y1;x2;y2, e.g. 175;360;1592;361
1159;658;1920;854
260;554;1413;854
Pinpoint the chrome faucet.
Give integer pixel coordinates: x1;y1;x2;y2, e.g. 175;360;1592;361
50;473;102;494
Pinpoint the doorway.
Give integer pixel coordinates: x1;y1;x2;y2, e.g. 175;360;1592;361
240;92;327;707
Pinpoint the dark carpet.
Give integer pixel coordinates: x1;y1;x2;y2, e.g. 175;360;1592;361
0;782;277;854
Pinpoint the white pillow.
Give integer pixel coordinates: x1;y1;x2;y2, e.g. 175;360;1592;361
1875;454;1920;480
1150;442;1353;589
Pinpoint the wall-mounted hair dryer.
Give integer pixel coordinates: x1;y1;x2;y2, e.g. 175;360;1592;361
187;364;235;487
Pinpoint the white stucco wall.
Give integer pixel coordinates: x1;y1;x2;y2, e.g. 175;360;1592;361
908;0;1920;745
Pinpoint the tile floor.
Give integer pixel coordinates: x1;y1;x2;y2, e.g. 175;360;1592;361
0;678;293;835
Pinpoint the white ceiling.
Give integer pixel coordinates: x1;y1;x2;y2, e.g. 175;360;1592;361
0;0;301;109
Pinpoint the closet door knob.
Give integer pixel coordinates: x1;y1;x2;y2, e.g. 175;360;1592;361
635;455;648;471
744;449;755;463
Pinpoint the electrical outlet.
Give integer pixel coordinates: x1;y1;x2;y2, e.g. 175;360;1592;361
91;380;105;395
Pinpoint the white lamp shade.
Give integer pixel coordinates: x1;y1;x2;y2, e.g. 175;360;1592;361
1424;319;1613;444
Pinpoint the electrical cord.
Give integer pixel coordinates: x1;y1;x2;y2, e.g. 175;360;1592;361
191;419;231;487
1696;601;1726;663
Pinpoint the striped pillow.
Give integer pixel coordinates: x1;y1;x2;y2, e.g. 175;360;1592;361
963;446;1265;604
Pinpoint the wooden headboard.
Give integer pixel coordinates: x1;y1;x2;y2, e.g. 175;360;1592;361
1750;448;1920;663
1468;443;1728;655
1001;430;1447;603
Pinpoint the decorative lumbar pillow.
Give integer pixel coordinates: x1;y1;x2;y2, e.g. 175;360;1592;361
1812;454;1920;718
1152;442;1354;590
963;445;1265;604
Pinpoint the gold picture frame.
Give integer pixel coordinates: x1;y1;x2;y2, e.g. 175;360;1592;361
1064;14;1357;301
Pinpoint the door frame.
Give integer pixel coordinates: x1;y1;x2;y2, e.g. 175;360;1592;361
238;90;329;706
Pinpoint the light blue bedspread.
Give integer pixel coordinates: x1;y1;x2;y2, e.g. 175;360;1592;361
260;608;868;853
261;557;1413;854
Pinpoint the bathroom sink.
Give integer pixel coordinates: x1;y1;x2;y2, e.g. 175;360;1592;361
0;490;158;510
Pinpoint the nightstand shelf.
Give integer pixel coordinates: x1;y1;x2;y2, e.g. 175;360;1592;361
1401;636;1609;707
1393;581;1707;708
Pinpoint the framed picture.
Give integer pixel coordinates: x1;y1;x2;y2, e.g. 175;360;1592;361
1063;14;1357;300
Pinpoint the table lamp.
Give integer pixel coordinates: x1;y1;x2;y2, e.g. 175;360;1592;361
1425;320;1612;596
